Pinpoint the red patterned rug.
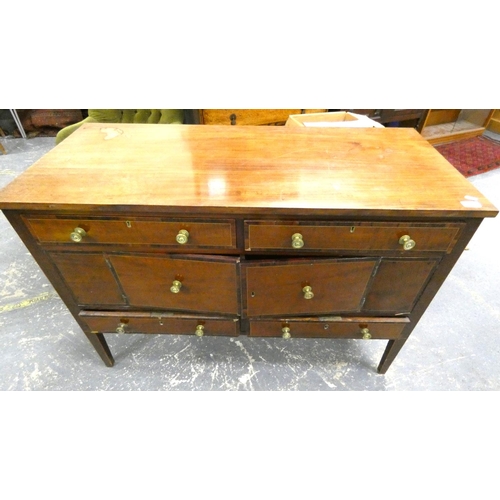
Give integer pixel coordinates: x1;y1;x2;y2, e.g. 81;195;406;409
435;135;500;177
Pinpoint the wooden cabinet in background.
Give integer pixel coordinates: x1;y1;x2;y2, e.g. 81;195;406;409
188;109;327;126
420;109;495;144
486;109;500;135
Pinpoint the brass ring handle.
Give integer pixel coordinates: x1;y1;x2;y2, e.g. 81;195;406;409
70;227;86;242
360;327;371;339
195;325;204;337
292;233;304;249
170;280;182;293
302;285;314;299
282;326;291;339
116;323;127;334
176;229;189;245
399;234;416;250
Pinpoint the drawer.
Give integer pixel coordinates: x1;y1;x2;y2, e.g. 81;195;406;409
245;221;464;253
109;254;240;315
249;317;409;339
23;216;236;249
244;258;377;317
80;311;239;336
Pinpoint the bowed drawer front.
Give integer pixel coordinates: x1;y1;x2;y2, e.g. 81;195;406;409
108;254;240;314
244;258;377;317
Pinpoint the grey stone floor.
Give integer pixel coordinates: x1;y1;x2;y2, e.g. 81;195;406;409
1;134;499;390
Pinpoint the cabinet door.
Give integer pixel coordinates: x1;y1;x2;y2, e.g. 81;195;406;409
49;252;126;306
243;258;378;317
362;258;439;313
109;254;239;314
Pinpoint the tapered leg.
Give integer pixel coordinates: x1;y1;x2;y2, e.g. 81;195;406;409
83;331;114;367
377;338;408;374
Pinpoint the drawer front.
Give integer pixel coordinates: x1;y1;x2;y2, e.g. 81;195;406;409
244;258;377;317
81;312;239;336
245;221;463;253
109;254;240;315
24;216;236;249
363;258;439;313
249;317;409;339
49;252;126;306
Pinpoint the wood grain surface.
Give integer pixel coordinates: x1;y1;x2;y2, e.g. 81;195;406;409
0;123;497;217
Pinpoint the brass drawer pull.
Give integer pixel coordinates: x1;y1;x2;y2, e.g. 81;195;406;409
282;326;291;339
116;322;127;334
361;327;371;339
399;234;416;250
70;227;86;242
195;324;204;337
302;285;314;299
292;233;304;248
176;229;189;244
170;280;182;293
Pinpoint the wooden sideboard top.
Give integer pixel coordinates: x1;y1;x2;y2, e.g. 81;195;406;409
0;123;497;218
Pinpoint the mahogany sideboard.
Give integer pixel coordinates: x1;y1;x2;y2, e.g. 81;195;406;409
0;123;497;373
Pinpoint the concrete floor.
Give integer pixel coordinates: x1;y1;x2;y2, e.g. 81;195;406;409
1;133;500;390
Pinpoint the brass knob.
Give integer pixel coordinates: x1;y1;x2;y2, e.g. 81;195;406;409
399;234;416;250
303;285;314;299
361;327;371;339
195;324;204;337
170;280;182;293
282;326;291;339
70;227;86;242
116;323;127;334
176;229;189;245
292;233;304;249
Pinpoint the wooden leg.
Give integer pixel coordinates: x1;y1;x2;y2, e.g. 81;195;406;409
83;331;115;367
377;338;408;374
